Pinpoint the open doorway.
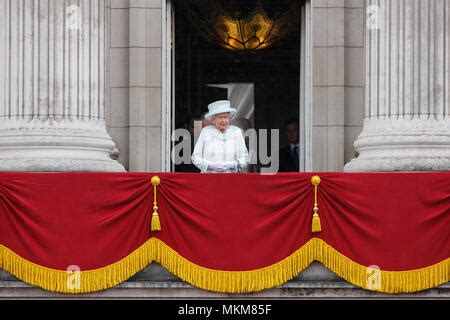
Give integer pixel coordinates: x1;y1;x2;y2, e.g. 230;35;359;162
164;0;312;172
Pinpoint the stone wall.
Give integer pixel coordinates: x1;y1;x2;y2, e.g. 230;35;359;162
106;0;366;172
312;0;365;171
107;0;163;171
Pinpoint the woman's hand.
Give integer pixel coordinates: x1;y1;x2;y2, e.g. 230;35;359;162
208;162;236;172
208;164;225;172
223;161;236;170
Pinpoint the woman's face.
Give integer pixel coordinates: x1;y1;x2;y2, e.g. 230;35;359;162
213;112;230;132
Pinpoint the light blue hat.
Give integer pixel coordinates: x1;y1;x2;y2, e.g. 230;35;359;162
204;100;237;121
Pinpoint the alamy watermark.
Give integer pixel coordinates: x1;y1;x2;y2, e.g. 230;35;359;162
66;265;81;290
367;5;383;30
366;265;382;290
171;122;282;174
66;5;82;31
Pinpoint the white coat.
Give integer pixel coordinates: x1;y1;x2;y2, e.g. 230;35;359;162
192;125;249;173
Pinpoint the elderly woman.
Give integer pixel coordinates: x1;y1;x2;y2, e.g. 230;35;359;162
192;100;249;173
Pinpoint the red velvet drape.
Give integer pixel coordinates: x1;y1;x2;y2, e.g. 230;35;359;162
0;172;448;272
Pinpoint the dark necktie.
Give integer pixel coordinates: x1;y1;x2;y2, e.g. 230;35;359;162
292;146;299;171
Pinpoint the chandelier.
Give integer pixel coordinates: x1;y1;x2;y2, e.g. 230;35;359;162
187;1;298;52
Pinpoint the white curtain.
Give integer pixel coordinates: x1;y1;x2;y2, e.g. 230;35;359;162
207;83;254;127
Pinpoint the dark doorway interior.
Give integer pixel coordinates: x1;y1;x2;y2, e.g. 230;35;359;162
173;0;302;171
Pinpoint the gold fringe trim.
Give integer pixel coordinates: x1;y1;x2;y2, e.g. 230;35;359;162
151;238;315;293
0;241;154;294
312;238;449;294
0;238;448;294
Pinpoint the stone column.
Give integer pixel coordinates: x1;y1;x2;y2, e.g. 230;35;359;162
0;0;124;171
345;0;450;171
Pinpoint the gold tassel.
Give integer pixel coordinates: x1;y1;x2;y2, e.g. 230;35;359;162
311;175;322;233
312;212;321;233
151;213;161;231
151;176;161;231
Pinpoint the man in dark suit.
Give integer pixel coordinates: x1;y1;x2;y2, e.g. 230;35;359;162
278;118;300;172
